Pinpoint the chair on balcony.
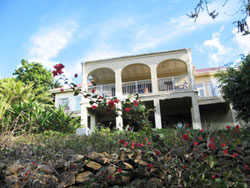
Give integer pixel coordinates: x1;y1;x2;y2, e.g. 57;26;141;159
164;81;173;90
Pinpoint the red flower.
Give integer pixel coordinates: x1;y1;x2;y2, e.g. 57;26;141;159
91;89;96;93
235;124;240;129
186;123;190;128
45;179;50;184
53;63;65;77
198;136;202;140
146;164;153;168
221;143;226;148
60;88;64;92
212;175;215;179
183;164;186;169
92;105;97;110
133;100;139;107
181;134;189;141
244;164;249;170
74;73;78;78
72;164;76;168
223;150;228;155
32;162;36;165
124;142;128;146
232;153;238;158
127;127;131;131
117;169;122;173
125;107;130;112
148;142;151;145
52;70;58;77
193;141;198;146
193;148;197;151
210;138;214;142
200;128;204;132
234;128;239;134
131;145;135;149
140;143;144;146
155;150;161;155
131;142;135;145
226;140;230;144
25;171;29;176
107;175;111;180
209;143;215;149
98;96;103;99
219;134;223;138
203;153;207;158
226;125;231;130
114;99;119;103
119;139;124;144
145;138;148;141
136;143;140;147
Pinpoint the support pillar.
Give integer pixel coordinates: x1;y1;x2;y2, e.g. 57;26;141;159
115;69;123;130
154;98;162;129
90;113;96;133
230;105;238;126
191;95;202;129
150;65;158;94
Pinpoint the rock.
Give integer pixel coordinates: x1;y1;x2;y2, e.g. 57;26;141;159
130;178;145;187
75;171;93;184
38;164;54;174
4;175;20;187
67;154;85;162
122;162;133;169
147;177;163;188
88;152;106;160
61;172;75;187
86;161;102;171
7;164;24;175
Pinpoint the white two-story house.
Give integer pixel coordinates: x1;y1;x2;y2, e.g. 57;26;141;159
50;49;237;131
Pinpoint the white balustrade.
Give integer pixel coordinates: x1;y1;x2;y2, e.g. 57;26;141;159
122;79;152;95
88;84;115;97
195;81;222;98
158;75;189;91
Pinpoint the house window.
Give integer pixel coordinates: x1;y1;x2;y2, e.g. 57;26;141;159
196;83;205;98
58;98;70;111
75;96;81;111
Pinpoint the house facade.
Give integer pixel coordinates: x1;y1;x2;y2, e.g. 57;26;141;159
50;49;237;131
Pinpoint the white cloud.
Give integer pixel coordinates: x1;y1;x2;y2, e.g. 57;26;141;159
28;20;78;68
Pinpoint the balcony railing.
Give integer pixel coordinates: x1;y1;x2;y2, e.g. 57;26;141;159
158;75;189;91
88;84;115;97
122;79;152;95
195;82;221;98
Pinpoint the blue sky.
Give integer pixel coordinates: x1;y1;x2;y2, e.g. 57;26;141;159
0;0;250;80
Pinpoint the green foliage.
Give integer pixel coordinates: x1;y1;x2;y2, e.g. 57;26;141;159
13;59;61;92
216;55;250;122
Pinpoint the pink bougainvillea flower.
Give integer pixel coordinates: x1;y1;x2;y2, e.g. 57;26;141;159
235;124;240;129
210;138;214;142
223;150;228;155
234;128;240;134
155;150;161;155
200;128;204;132
244;165;249;170
98;96;103;99
219;134;224;138
168;156;172;160
193;148;197;151
91;89;96;93
32;162;36;165
146;164;153;168
117;169;122;173
25;171;29;176
72;164;76;168
125;107;130;112
183;164;186;169
221;143;226;148
147;142;151;145
133;100;139;107
145;138;148;141
186;123;190;128
209;143;215;150
203;153;207;158
226;125;231;130
114;99;119;103
107;175;112;180
124;142;128;147
136;143;140;147
74;73;78;78
131;145;135;149
198;136;202;140
60;88;64;92
92;105;97;110
140;143;144;146
108;100;114;106
52;70;58;77
181;134;189;141
119;139;124;144
232;153;238;158
193;141;198;146
127;127;131;131
226;140;230;144
131;141;135;145
212;175;215;179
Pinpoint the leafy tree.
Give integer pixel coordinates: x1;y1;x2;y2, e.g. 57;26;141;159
13;59;61;92
216;54;250;122
189;0;250;35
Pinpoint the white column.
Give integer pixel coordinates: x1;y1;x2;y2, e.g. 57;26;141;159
186;49;195;91
90;113;96;133
154;98;162;129
81;104;88;128
150;65;158;94
191;94;202;129
115;69;123;130
230;104;238;125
